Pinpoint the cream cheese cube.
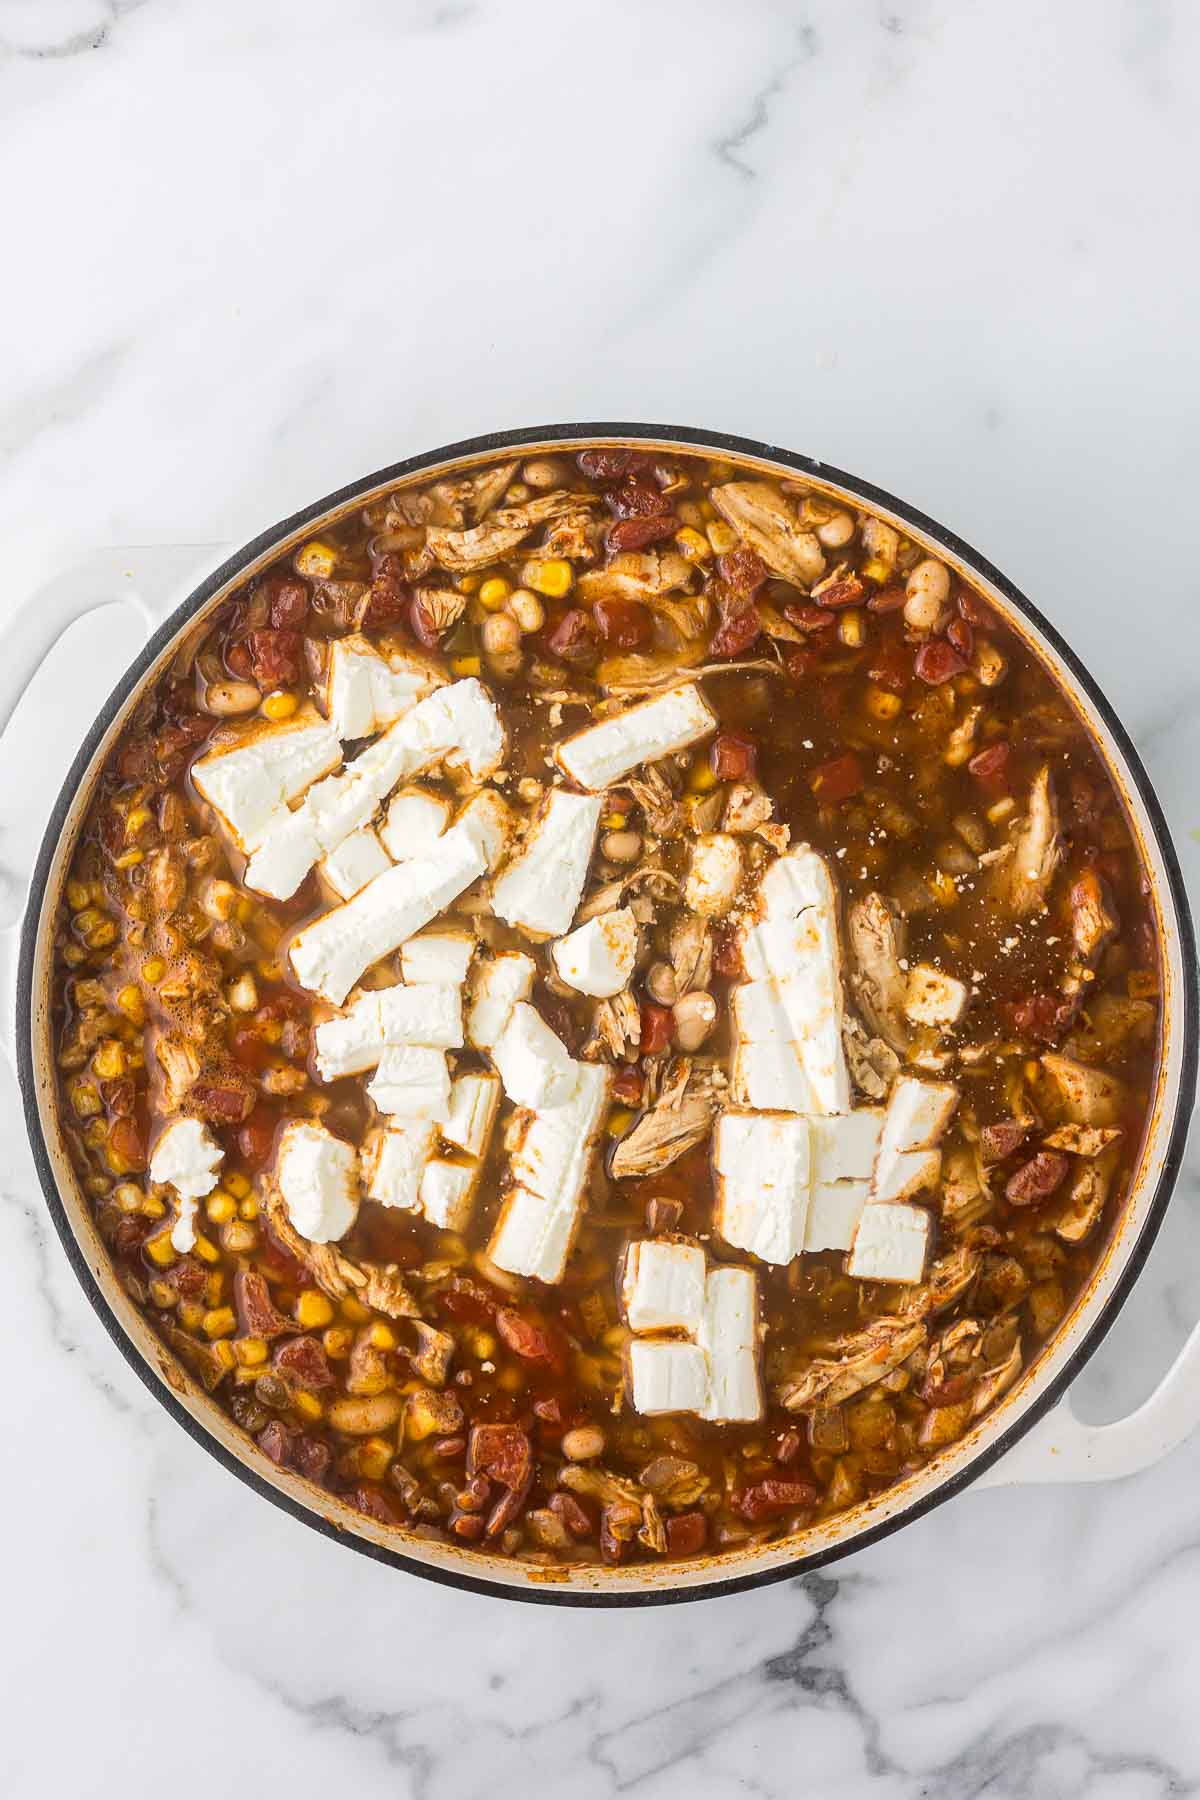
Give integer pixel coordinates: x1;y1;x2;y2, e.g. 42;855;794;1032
551;907;638;998
400;928;476;988
379;786;452;861
554;683;716;791
486;1184;576;1285
847;1201;930;1284
319;827;393;900
376;983;464;1049
367;1045;451;1120
466;951;536;1050
870;1075;959;1204
627;1339;710;1416
811;1110;885;1183
803;1180;869;1252
149;1118;225;1253
488;1062;610;1282
442;1071;501;1159
729;1039;814;1113
275;1120;359;1243
621;1240;706;1334
683;833;745;919
491;1002;577;1109
313;995;388;1081
193;718;341;852
699;1265;762;1422
490;788;602;938
457;788;516;872
713;1111;811;1265
419;1159;479;1232
904;963;970;1028
362;1121;436;1212
324;635;441;740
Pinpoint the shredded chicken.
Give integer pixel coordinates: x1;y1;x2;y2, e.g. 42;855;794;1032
847;892;910;1053
625;765;683;836
411;586;468;634
709;481;826;588
722;781;775;836
991;766;1061;917
971;1340;1023;1415
575;549;693;605
264;1190;419;1320
598;655;779;699
409;1320;456;1385
540;507;603;562
668;916;712;995
1040;1052;1125;1126
609;1057;722;1178
425;491;597;573
427;460;518;527
1055;1143;1120;1244
558;1464;665;1555
155;1036;200;1111
586;989;642;1061
841;1013;901;1100
778;1318;927;1412
897;1247;982;1319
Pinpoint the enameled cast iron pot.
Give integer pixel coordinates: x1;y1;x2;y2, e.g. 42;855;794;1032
4;425;1197;1606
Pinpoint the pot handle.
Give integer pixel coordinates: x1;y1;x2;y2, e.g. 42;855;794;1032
0;544;231;1072
976;1314;1200;1487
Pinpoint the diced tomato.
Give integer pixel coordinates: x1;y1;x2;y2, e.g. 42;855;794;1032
609;473;671;519
867;639;912;693
190;1080;254;1125
225;638;255;681
710;729;757;781
245;628;302;689
360;562;410;629
967;740;1012;795
612;1064;644;1106
712;926;744;979
783;646;818;684
237;1105;278;1168
231;1026;271;1073
495;1308;566;1372
956;585;996;629
1004;993;1073;1043
665;1511;708;1555
809;753;863;805
263;573;310;629
717;547;769;597
913;639;967;685
734;1477;818;1521
593;597;652;648
467;1422;533;1491
234;1270;288;1338
709;603;761;658
606;514;678;552
639;1002;674;1056
274;1335;335;1389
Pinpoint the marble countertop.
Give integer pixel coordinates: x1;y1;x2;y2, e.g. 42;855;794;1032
3;3;1199;1795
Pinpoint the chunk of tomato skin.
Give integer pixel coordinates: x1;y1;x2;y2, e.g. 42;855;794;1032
967;740;1012;794
809;753;864;806
245;628;302;689
946;615;974;659
544;607;598;666
866;584;908;614
710;729;757;781
238;1105;278;1169
612;1063;644;1106
639;1002;675;1057
913;639;967;686
956;584;996;629
265;573;310;630
782;602;836;633
709;603;762;659
665;1511;708;1556
592;597;653;649
495;1307;566;1372
717;547;769;597
783;646;819;684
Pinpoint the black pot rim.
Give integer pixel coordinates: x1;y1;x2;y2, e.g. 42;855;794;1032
17;421;1199;1608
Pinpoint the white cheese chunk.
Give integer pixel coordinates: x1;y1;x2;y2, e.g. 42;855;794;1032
730;979;797;1044
363;1121;436;1212
490;788;602;938
319;828;392;900
803;1179;869;1252
683;833;745;918
314;982;463;1080
621;1240;706;1334
441;1071;501;1158
466;950;536;1050
811;1110;885;1183
730;1039;814;1113
869;1075;959;1204
904;963;970;1028
378;785;452;862
456;787;516;872
847;1201;930;1284
313;997;389;1081
713;1111;811;1265
275;1120;359;1243
289;820;486;1004
551;907;638;998
555;682;716;791
491;1001;577;1109
488;1063;610;1282
149;1118;225;1253
627;1339;710;1416
413;678;507;781
417;1160;477;1232
367;1045;451;1120
400;927;475;988
324;635;441;740
193;718;341;852
699;1265;762;1422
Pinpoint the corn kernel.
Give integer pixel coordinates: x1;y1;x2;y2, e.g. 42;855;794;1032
112;849;144;870
469;1328;497;1360
66;879;92;911
125;805;153;837
865;685;902;722
178;1301;205;1331
193;1232;219;1265
860;556;891;585
687;761;718;793
699;498;718;520
478;577;512;611
369;1321;397;1352
323;1326;353;1359
92;1039;126;1080
296;1288;334;1329
674;526;711;562
1024;1060;1041;1084
356;1437;393;1480
237;1193;259;1221
141;957;166;983
602;812;627;830
457;572;482;595
205;1270;224;1306
140;1194;166;1219
236;896;255;924
838;608;866;648
211;1341;237;1375
296;540;337;579
263;690;299;721
930;869;958;907
987;797;1016;825
205;1189;237;1224
225;1171;251;1199
451;654;481;678
115;985;145;1026
145;1231;177;1268
203;1306;236;1339
256;959;282;983
607;1106;634;1138
220;1220;258;1254
149;1279;177;1309
84;1117;109;1149
293;1390;324;1424
228;971;258;1012
234;1335;268;1367
523;557;573;599
114;1182;143;1214
84;1174;111;1199
87;921;118;950
706;520;737;554
62;943;86;967
341;1296;371;1325
69;1078;102;1119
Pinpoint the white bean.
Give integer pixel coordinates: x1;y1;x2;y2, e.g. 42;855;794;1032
522;457;568;489
816;510;855;549
508;588;545;634
204;679;261;716
672;989;718;1051
645;961;679;1006
326;1392;404;1435
561;1425;606;1461
482;613;521;655
602;829;642;864
904;558;951;635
